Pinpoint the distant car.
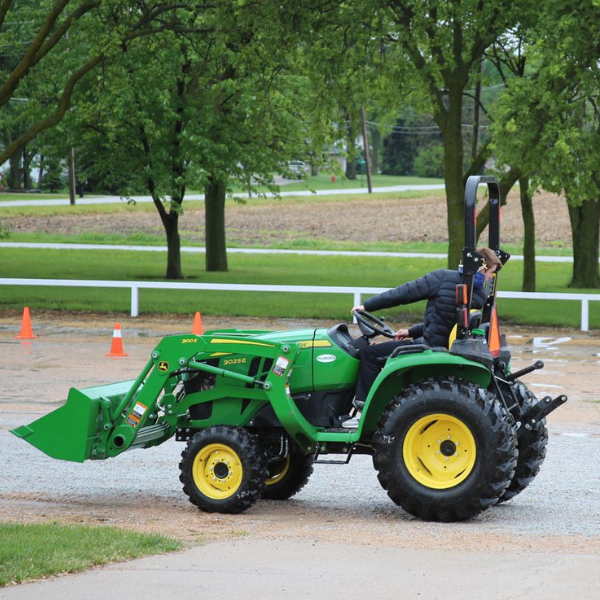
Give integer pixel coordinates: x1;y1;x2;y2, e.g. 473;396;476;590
287;161;307;178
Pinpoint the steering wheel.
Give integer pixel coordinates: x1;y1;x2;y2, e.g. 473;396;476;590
353;309;395;339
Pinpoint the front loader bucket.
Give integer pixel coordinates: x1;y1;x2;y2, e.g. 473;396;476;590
10;380;133;463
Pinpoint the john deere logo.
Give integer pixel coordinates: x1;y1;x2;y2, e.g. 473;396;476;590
158;361;169;372
316;354;336;363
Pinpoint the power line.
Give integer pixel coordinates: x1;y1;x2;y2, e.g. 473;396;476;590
366;120;488;135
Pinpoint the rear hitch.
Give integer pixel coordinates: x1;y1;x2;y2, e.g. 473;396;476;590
518;394;568;435
506;360;545;382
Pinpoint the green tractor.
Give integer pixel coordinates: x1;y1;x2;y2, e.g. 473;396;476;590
12;176;567;522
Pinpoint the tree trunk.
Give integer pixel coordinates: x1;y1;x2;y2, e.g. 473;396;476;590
205;176;228;272
8;151;22;190
519;176;536;292
67;147;76;205
147;177;184;280
568;198;600;288
370;123;381;174
37;155;45;189
164;210;184;280
23;145;33;189
442;88;465;269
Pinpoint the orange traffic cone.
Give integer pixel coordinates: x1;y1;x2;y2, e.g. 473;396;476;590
16;307;36;340
106;323;128;357
192;312;203;335
488;306;502;359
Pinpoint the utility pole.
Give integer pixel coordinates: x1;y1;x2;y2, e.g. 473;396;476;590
68;146;76;205
361;106;373;193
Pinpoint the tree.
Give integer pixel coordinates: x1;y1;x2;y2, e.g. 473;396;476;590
378;1;527;266
490;1;600;289
320;0;534;267
0;0;206;168
302;3;384;184
380;111;443;176
70;2;318;277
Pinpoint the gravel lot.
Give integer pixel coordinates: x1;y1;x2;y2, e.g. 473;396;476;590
1;189;599;594
1;314;599;556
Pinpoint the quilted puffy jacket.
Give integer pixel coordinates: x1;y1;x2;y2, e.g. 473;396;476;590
363;268;489;349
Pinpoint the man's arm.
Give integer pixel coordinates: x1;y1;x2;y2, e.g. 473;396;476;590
408;323;424;339
364;270;443;312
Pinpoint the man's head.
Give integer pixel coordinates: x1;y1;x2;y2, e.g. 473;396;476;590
476;247;502;281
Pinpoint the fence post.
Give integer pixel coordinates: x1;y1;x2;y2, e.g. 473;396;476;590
352;291;362;323
131;285;139;317
582;298;589;332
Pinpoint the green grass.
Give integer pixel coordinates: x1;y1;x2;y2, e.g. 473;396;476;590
0;180;595;328
0;230;575;257
1;247;598;328
238;172;444;193
0;192;71;202
0;522;181;586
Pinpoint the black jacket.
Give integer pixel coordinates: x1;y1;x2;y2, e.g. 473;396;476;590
363;268;489;349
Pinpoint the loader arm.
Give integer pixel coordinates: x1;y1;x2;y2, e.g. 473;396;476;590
11;334;322;461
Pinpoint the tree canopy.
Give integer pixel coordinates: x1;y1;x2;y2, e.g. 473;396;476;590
2;0;600;286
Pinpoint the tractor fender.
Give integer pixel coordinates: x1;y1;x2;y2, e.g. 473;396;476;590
359;350;492;435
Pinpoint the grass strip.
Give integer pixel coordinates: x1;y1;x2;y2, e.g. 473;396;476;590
0;248;597;328
0;522;181;587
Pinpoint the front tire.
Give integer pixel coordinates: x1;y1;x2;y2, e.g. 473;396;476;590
373;378;517;522
179;426;267;514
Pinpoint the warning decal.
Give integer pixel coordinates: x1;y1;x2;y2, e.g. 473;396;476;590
272;356;290;377
126;401;148;427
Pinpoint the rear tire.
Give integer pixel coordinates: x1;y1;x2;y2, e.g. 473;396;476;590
262;442;314;500
373;378;517;522
179;426;267;514
497;381;548;503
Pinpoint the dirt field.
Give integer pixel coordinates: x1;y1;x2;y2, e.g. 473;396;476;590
5;189;573;247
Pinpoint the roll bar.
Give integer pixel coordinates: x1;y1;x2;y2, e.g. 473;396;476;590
456;175;510;344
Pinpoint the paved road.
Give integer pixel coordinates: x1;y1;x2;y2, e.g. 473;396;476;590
0;183;445;207
1;538;599;600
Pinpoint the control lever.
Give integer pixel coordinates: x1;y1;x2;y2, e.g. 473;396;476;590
505;360;544;382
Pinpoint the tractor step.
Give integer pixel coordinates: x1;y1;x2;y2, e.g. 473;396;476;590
518;394;568;434
313;442;354;464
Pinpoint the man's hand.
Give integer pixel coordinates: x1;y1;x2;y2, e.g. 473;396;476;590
351;305;365;313
395;328;409;340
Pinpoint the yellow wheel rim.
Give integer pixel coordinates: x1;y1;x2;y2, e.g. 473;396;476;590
403;413;476;489
192;443;243;500
265;454;291;486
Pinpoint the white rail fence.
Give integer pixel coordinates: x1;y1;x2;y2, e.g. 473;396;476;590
1;278;599;331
